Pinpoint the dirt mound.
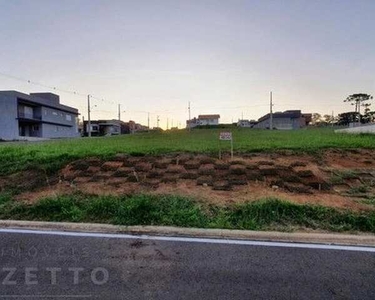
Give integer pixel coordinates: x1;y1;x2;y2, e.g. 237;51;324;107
0;169;54;193
4;149;375;212
60;153;333;194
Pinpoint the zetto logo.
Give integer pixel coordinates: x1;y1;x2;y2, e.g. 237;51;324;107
1;267;109;286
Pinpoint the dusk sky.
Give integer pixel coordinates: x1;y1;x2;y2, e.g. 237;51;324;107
1;0;374;128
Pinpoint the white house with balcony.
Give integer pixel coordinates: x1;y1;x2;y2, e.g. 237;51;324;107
186;114;220;128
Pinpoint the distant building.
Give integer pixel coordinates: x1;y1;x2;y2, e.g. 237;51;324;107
121;120;149;134
253;110;312;130
237;119;257;128
83;120;121;136
187;114;220;128
83;119;148;136
0;90;79;140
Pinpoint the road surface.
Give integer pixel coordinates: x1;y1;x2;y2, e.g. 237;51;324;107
0;229;375;299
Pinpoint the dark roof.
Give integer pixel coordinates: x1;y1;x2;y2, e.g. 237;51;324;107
0;90;78;114
198;114;220;120
258;110;302;122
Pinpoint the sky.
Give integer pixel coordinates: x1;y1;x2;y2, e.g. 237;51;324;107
0;0;374;128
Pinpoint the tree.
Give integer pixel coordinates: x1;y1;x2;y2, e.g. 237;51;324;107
337;112;360;126
362;102;375;123
311;113;322;126
323;114;332;125
344;93;373;123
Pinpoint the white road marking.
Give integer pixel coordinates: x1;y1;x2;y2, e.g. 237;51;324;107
0;296;93;298
1;228;375;253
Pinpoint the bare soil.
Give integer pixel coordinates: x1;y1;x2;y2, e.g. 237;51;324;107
3;149;375;212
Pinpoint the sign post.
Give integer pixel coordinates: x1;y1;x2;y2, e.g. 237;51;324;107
219;132;233;160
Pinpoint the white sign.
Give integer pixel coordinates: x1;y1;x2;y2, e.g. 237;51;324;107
219;132;232;141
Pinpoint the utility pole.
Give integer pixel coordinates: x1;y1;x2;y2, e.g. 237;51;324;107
270;91;273;130
188;101;191;132
157;115;160;128
82;116;84;136
358;101;361;125
87;94;91;137
147;112;150;129
118;104;121;121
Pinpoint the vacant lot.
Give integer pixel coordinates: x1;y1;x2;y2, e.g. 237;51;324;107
1;127;375;233
0;127;374;175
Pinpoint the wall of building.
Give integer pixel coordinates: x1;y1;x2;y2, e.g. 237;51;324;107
0;94;19;140
254;117;301;130
102;125;120;135
253;118;270;129
274;118;300;130
30;92;60;105
199;119;219;126
41;123;79;138
41;106;77;127
39;107;79;138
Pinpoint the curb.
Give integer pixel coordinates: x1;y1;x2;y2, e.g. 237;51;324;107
1;220;375;246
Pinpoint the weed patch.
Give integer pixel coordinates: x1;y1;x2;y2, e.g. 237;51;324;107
2;195;375;233
1;128;375;175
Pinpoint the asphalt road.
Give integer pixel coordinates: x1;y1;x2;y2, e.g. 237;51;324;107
0;230;375;300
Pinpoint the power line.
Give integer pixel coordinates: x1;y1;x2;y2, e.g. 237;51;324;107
0;70;283;116
3;69;337;127
0;70;116;106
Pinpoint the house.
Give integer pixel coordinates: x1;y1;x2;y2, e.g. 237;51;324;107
83;120;121;136
237;119;258;128
0;90;79;140
186;114;220;128
253;110;312;130
82;119;148;136
121;120;149;134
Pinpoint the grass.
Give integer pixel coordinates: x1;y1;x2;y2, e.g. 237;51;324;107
329;170;360;185
0;192;12;205
0;127;374;175
2;193;375;233
360;198;375;206
349;185;371;195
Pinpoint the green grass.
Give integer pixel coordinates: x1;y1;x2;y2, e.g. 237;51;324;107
0;127;374;175
360;198;375;206
329;170;360;185
349;185;371;195
0;192;12;205
1;194;375;233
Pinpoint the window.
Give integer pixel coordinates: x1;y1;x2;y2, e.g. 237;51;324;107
24;106;33;116
52;111;58;116
66;114;72;121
